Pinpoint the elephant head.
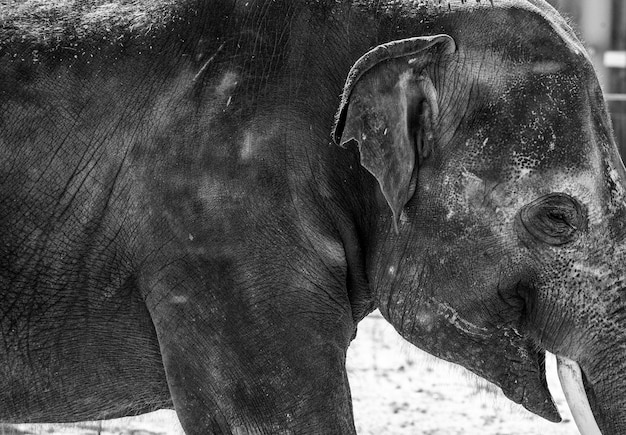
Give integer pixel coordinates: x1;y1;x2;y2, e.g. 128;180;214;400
334;4;624;434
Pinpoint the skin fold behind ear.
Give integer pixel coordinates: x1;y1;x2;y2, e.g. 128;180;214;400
332;35;455;229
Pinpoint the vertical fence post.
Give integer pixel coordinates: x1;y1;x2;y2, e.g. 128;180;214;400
580;0;612;90
608;0;626;157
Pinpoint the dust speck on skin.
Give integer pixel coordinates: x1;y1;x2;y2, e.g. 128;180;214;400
531;61;565;75
414;308;435;333
440;131;499;222
316;174;335;199
238;121;279;161
461;168;485;196
441;167;486;219
197;175;246;212
241;131;254;160
171;295;188;304
308;230;345;265
198;176;223;203
215;71;239;97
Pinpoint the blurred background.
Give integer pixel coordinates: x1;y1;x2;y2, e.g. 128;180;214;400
547;0;626;158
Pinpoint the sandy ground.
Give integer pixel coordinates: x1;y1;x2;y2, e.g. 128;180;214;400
1;311;579;435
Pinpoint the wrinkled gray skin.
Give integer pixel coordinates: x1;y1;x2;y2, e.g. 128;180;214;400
0;0;624;433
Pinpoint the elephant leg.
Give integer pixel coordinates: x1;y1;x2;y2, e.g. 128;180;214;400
142;265;356;434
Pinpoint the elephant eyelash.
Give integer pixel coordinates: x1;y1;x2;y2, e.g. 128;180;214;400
546;210;576;228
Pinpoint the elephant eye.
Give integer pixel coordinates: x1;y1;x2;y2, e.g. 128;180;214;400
517;193;587;246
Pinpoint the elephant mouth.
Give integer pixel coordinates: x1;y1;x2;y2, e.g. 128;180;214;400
510;352;604;434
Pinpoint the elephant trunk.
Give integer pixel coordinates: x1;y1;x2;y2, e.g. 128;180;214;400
558;344;626;435
583;356;626;435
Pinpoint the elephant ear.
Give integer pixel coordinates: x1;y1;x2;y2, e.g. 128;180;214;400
333;35;456;231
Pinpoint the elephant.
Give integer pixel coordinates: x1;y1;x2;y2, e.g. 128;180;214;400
0;0;623;433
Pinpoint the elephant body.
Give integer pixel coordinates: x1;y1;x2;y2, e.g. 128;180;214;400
0;1;623;434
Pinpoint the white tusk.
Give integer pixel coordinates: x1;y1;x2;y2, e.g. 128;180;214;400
556;355;603;435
